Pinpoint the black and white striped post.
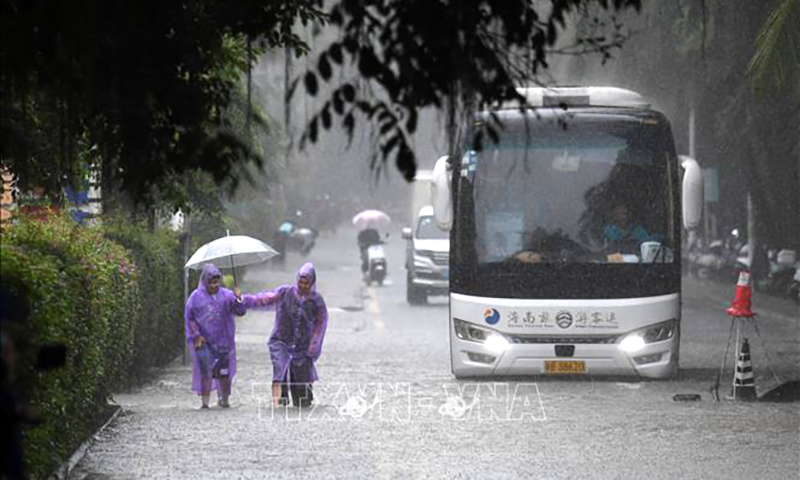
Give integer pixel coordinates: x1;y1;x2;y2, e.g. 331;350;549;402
733;337;757;401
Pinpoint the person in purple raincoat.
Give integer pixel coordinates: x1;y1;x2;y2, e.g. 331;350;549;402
244;262;328;407
185;264;246;409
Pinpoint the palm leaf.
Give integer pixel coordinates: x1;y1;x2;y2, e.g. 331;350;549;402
747;0;800;94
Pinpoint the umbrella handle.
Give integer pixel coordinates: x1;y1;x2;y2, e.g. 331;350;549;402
226;229;238;288
229;254;238;288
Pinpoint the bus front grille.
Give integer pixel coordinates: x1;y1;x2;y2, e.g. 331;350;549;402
507;335;618;345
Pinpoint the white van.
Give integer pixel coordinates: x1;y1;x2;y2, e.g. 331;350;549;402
402;205;450;304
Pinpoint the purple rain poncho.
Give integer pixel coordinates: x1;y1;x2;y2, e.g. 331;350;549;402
244;262;328;383
184;264;247;394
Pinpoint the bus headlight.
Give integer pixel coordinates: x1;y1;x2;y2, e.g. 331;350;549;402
484;334;510;353
620;335;646;353
618;319;677;353
453;318;510;353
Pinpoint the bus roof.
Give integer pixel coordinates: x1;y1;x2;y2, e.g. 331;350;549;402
508;87;650;109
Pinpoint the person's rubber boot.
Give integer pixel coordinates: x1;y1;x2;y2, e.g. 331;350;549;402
201;394;210;409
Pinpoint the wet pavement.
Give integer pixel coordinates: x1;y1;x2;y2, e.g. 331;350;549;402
69;226;799;479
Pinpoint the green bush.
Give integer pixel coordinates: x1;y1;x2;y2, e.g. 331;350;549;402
1;214;138;478
104;219;184;373
0;213;184;478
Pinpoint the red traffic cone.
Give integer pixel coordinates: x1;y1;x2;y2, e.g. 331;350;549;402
726;270;754;317
733;338;757;401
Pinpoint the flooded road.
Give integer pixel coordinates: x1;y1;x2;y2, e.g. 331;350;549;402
71;226;799;479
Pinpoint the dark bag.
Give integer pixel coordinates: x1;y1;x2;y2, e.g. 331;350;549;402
194;321;230;379
288;358;313;406
211;347;230;379
196;342;229;378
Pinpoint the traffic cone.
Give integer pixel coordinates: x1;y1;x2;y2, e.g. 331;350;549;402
733;338;757;401
726;270;754;317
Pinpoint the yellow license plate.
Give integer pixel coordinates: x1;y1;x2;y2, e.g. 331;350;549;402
544;360;586;374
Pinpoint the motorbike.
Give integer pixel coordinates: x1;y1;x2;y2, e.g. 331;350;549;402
365;242;387;286
764;249;797;299
689;240;738;282
789;262;800;304
687;229;747;283
287;227;318;256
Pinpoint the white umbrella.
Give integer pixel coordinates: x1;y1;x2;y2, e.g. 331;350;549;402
352;209;391;230
185;233;278;285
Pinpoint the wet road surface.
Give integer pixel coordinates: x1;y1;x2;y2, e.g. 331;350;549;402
70;226;799;479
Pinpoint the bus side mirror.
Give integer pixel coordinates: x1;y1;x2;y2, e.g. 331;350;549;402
431;155;452;230
680;155;703;230
402;227;412;240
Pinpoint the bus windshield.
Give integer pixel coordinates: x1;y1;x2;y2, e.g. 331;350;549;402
468;113;675;266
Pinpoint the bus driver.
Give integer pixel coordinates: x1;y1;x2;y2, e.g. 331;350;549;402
603;203;652;255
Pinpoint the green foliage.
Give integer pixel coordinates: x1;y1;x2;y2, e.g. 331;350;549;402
1;215;138;477
1;0;645;203
0;214;183;478
747;0;800;94
103;218;184;373
1;0;326;201
302;0;642;180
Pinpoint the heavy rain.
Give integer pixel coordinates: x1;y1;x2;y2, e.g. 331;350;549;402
1;1;798;479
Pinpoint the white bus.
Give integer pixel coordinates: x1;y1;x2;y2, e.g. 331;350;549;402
430;87;703;379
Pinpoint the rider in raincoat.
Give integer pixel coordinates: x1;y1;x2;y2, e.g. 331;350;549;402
244;262;328;407
184;264;246;408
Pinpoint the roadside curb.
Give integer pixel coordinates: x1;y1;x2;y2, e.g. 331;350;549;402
48;404;122;480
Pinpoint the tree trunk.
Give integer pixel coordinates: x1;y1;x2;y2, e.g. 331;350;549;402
100;156;117;217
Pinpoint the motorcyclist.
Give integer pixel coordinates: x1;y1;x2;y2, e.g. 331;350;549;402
273;220;295;267
296;227;319;256
357;228;382;274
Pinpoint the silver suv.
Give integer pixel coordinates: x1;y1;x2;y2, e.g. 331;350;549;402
402;205;450;304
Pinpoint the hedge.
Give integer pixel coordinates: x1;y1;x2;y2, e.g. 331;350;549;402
104;218;184;373
0;214;184;479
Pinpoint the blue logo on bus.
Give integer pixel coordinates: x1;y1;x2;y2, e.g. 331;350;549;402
484;308;500;325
